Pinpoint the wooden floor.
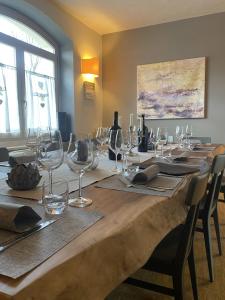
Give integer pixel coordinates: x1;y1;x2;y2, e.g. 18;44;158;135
107;199;225;300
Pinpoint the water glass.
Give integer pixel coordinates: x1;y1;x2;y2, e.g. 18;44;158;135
42;180;69;215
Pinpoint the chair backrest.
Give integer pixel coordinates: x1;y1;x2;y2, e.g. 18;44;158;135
189;136;211;144
176;172;209;267
204;154;225;214
0;147;9;162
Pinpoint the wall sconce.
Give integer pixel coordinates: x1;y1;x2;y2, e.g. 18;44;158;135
81;57;99;78
81;57;99;100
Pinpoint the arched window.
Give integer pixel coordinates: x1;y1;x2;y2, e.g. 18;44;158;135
0;8;58;138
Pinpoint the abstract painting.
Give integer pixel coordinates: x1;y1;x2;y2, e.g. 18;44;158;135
137;57;206;119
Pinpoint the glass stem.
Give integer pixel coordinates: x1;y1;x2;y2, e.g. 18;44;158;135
161;144;163;156
115;151;118;170
79;171;83;198
49;169;53;195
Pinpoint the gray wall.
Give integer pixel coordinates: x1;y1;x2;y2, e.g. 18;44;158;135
102;13;225;143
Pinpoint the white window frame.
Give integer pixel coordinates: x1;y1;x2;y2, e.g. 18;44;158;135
0;5;59;142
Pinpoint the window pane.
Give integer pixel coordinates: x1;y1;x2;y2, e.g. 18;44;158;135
24;52;57;130
0;43;20;135
0;14;55;54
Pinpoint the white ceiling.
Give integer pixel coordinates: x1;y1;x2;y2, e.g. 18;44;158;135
53;0;225;35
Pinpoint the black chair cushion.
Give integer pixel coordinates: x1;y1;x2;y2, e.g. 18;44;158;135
143;224;184;275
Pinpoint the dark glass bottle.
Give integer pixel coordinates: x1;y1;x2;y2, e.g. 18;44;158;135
108;111;122;161
138;114;148;152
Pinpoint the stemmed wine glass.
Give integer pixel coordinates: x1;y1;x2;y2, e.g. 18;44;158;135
149;128;158;157
176;126;184;148
66;136;94;208
26;128;40;154
117;129;132;175
185;124;193;148
156;127;168;157
37;128;64;197
96;127;110;156
109;129;122;173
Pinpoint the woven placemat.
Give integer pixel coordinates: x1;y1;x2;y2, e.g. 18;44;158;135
0;196;103;279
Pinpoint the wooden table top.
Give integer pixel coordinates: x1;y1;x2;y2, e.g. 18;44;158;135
0;144;224;300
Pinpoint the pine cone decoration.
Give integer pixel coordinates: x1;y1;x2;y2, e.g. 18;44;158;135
6;164;42;190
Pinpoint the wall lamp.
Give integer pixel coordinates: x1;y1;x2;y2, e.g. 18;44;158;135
81;57;99;78
81;57;99;100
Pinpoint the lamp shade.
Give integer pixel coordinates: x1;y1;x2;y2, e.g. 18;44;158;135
81;57;99;77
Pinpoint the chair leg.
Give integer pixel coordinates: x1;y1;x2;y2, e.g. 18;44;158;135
173;272;184;300
203;219;214;282
188;247;198;300
213;208;222;256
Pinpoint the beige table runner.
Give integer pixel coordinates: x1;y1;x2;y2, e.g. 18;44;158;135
0;159;118;201
0;195;103;279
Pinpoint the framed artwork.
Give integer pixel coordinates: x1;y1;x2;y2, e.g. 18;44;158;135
137;57;206;119
83;81;95;100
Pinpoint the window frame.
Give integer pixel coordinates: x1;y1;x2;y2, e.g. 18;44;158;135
0;5;59;141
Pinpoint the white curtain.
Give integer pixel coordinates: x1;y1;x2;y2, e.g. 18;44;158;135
0;63;20;135
25;70;57;130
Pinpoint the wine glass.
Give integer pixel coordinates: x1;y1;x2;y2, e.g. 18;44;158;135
26;128;39;154
117;129;131;175
96;127;110;156
156;127;168;157
176;126;184;148
109;129;121;173
185;124;193;149
37;128;64;196
66;137;94;208
149;128;158;157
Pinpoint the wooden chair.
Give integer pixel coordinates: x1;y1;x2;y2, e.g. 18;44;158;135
124;172;209;300
196;154;225;282
0;147;9;162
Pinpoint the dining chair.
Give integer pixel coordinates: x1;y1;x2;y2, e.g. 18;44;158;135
219;176;225;201
124;172;209;300
0;147;9;162
195;154;225;282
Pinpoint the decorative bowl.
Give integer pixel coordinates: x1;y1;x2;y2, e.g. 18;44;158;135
6;163;41;190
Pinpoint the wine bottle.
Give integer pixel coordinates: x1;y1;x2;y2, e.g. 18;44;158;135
138;114;148;152
108;111;122;161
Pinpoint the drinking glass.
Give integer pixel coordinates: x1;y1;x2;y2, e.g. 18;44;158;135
185;124;193;148
176;125;184;148
42;180;69;215
96;127;110;156
149;128;158;156
37;128;64;196
156;127;168;157
128;127;141;156
66;137;94;207
109;129;121;173
117;129;131;175
26;128;39;153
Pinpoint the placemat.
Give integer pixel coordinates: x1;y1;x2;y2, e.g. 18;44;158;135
95;174;184;197
0;196;103;279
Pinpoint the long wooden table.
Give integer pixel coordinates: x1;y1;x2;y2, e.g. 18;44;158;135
0;145;224;300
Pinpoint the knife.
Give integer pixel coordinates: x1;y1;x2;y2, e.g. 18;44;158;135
0;219;56;252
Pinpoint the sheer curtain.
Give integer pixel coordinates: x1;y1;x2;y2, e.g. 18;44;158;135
0;63;20;135
25;70;57;130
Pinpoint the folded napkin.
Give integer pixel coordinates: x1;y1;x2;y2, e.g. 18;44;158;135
8;150;35;167
0;203;42;233
127;164;160;184
156;159;210;175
